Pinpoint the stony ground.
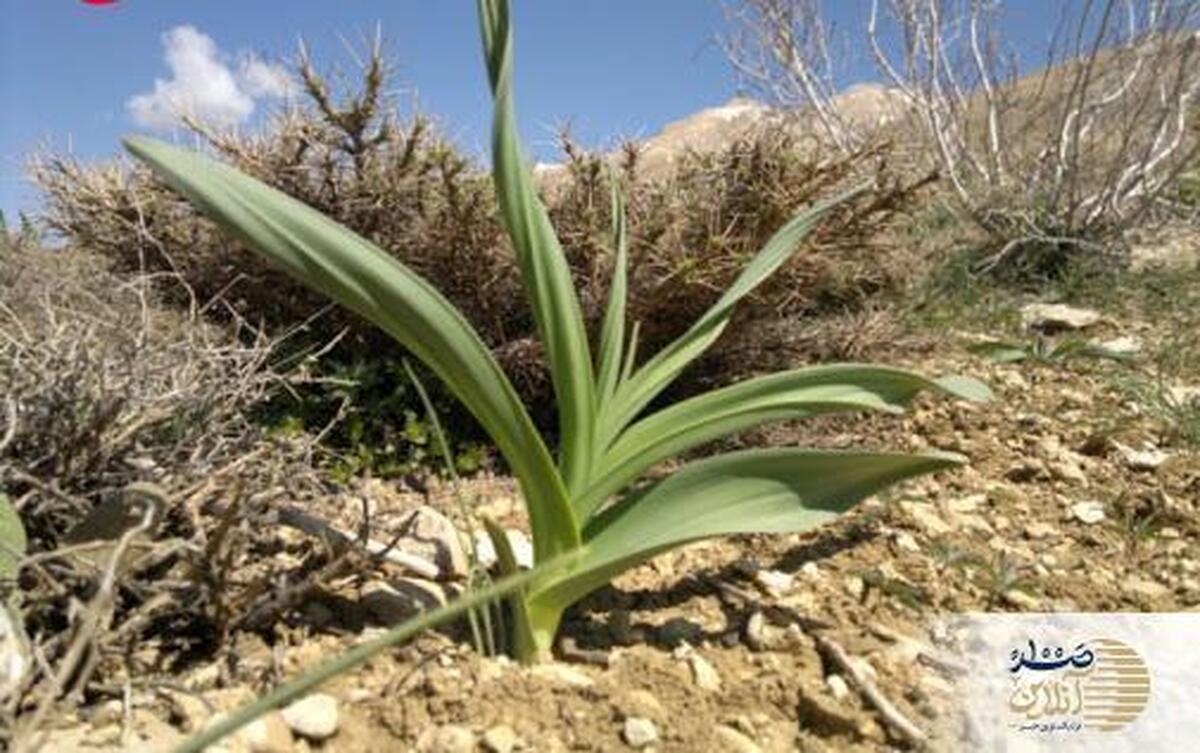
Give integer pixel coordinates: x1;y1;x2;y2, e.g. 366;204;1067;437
29;269;1200;752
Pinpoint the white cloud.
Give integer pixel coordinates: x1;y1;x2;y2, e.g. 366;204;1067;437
128;26;295;132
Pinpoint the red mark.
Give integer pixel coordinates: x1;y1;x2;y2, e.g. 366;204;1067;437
82;1;119;6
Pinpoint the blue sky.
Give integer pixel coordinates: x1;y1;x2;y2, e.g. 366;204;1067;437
1;1;1062;223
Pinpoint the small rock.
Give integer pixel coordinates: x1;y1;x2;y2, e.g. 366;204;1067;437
753;569;794;597
361;578;446;625
800;562;821;580
1005;460;1045;483
242;712;293;753
472;528;534;570
622;717;658;749
744;611;768;651
1047;458;1087;485
897;500;952;536
396;506;468;580
165;689;211;732
1098;336;1141;356
417;724;476;753
531;662;594;688
1168;385;1200;406
892;532;920;553
712;725;763;753
688;654;722;691
947;494;986;514
1125;577;1170;600
1117;444;1169;472
1024;522;1058;540
1071;501;1106;525
482;725;520;753
1003;590;1039;609
619;689;666;721
825;674;851;701
281;693;339;741
1020;303;1101;332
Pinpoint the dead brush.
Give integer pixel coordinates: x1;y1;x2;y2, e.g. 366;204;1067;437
32;37;933;429
0;247;340;749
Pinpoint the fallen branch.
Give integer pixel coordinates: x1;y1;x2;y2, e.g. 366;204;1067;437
815;633;928;748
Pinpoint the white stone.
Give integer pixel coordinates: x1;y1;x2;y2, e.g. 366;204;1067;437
753;569;794;597
1071;501;1106;525
825;673;851;701
1020;303;1101;331
281;693;339;741
688;653;722;691
713;725;764;753
622;717;659;748
1118;444;1169;472
417;724;476;753
481;725;520;753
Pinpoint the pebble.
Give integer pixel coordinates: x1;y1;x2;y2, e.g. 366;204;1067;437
688;653;722;691
417;724;476;753
712;725;763;753
360;578;446;624
1003;590;1040;609
892;532;920;553
897;500;952;536
622;717;659;749
530;662;594;688
242;712;294;753
1024;522;1058;540
481;725;520;753
753;569;794;597
1047;458;1087;485
396;506;468;580
825;674;851;701
1071;501;1106;524
1118;445;1169;472
744;612;767;651
281;693;339;741
1020;303;1101;331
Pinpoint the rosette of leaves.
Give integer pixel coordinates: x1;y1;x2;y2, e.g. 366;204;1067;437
124;0;990;661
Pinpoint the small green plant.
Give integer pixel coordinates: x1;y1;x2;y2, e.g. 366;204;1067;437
967;337;1132;366
124;0;989;662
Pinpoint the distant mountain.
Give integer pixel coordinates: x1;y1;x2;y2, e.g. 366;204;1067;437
535;83;908;180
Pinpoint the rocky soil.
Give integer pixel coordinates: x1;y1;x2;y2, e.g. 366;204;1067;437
24;290;1200;752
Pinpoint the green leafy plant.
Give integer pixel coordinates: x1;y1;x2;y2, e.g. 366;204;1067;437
967;337;1133;366
123;0;989;662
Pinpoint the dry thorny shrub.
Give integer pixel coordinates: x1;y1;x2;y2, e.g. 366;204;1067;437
30;40;930;413
0;247;356;743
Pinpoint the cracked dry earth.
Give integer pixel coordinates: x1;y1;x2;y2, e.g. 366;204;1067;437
43;309;1200;753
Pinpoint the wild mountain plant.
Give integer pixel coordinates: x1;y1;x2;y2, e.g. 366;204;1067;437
124;0;989;662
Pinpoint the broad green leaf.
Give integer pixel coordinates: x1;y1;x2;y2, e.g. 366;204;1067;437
577;366;991;519
529;448;963;615
479;0;596;495
599;182;869;444
595;171;630;406
0;493;25;584
123;136;580;560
